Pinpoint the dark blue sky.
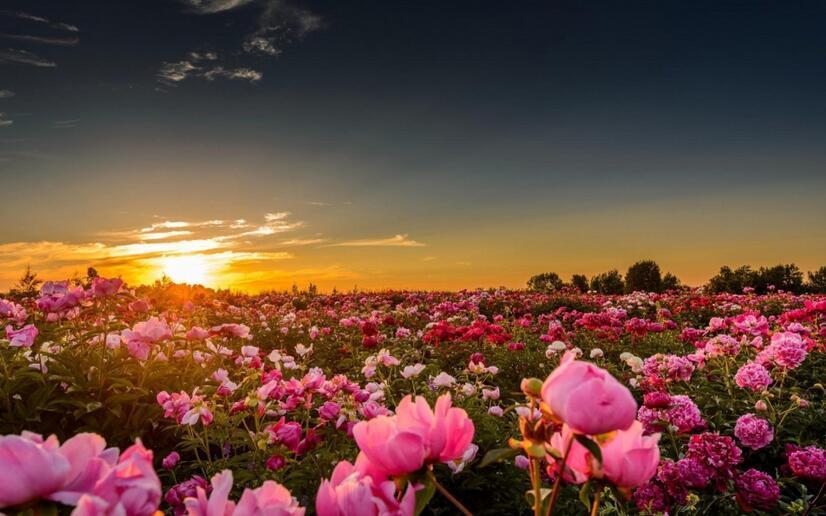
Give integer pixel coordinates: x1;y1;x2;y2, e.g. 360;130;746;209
0;0;824;289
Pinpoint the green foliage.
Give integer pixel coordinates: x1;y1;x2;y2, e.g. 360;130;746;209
625;260;662;293
808;266;826;294
590;269;624;295
527;272;564;292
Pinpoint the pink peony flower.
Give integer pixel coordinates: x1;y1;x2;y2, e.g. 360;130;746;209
541;351;637;435
352;416;427;477
734;362;773;392
5;324;38;348
394;394;475;464
787;445;826;480
316;459;417;516
91;277;123;298
0;432;71;508
734;414;773;450
735;469;780;511
234;481;304;515
600;421;661;489
183;469;236;516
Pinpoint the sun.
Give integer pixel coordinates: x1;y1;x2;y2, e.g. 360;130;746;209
159;254;214;286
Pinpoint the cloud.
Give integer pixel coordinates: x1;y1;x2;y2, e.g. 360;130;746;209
0;33;79;46
0;89;14;98
243;0;323;57
0;113;12;127
0;48;56;67
52;119;80;129
178;0;257;14
157;52;262;85
328;234;427;248
0;11;79;32
279;238;326;246
202;66;262;82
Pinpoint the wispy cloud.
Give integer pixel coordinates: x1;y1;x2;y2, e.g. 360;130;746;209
163;0;322;87
0;33;79;46
178;0;257;15
0;48;56;67
157;51;261;85
328;234;427;248
0;89;14;98
0;113;12;127
242;0;323;57
0;11;79;32
280;238;327;246
52;119;80;129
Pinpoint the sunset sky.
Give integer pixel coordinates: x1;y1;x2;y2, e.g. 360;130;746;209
1;0;825;291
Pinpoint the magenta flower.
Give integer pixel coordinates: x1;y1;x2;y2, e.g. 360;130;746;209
5;324;38;348
541;351;637;435
734;362;773;392
735;469;780;511
734;414;773;450
787;445;826;480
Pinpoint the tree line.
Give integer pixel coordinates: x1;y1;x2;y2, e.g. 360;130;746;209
528;260;826;295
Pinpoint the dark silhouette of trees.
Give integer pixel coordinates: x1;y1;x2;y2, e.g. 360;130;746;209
527;272;564;292
571;274;590;293
625;260;662;293
590;270;624;295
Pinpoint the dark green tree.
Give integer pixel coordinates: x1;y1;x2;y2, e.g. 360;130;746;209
625;260;663;293
527;272;564;292
754;264;804;294
708;265;757;293
661;272;681;291
807;266;826;294
590;270;624;295
570;274;590;293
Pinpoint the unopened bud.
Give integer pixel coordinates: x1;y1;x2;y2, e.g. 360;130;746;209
521;377;543;397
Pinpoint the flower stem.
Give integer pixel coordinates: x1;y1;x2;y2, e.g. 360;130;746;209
428;471;473;516
546;435;574;515
590;485;603;516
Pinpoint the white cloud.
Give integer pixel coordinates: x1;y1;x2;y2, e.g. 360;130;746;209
179;0;257;14
157;52;261;85
329;234;427;248
0;33;79;46
0;11;79;32
0;89;15;98
0;113;12;127
0;48;56;67
202;66;262;82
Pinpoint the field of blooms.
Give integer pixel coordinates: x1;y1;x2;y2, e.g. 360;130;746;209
1;278;825;515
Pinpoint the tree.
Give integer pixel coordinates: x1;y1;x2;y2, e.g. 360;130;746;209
9;265;42;298
754;264;804;294
527;272;564;292
708;265;757;293
808;266;826;294
571;274;589;293
625;260;663;293
590;270;624;295
661;272;681;291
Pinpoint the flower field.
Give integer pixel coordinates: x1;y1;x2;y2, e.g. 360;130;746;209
1;278;825;515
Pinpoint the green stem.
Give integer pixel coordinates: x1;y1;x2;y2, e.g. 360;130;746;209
428;471;473;516
546;435;574;515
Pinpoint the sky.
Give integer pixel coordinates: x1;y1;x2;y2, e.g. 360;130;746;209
0;0;825;292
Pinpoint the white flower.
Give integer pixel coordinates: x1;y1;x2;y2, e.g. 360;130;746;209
401;363;426;379
590;348;604;359
432;372;457;388
447;443;479;474
462;383;477;396
550;341;567;351
295;343;313;357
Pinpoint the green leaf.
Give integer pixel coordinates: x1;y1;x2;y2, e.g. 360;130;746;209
574;434;602;464
478;447;519;468
578;480;593;510
414;475;436;516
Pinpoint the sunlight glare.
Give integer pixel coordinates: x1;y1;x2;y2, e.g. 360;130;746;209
159;254;214;286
